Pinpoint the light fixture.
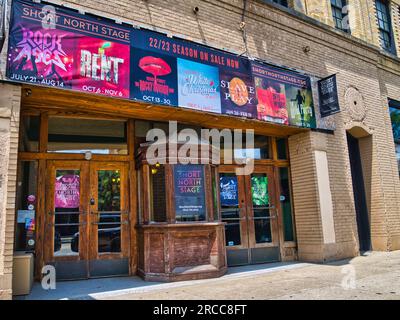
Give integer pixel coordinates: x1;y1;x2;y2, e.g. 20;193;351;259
303;46;311;54
85;151;92;160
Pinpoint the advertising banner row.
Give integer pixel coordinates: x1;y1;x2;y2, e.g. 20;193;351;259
6;0;317;128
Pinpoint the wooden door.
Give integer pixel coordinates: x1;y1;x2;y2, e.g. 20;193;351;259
44;161;130;279
44;161;89;280
245;166;280;263
88;162;130;277
218;165;280;266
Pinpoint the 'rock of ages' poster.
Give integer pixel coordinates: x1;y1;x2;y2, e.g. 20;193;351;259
6;0;131;98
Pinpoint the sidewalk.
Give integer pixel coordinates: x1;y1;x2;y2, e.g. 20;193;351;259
16;251;400;300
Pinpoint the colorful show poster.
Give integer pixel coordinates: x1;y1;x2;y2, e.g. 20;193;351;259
219;176;239;207
7;24;75;88
73;37;130;98
6;0;131;97
253;76;289;125
177;58;221;113
131;48;178;106
55;175;80;209
220;59;257;119
251;175;269;207
252;62;316;128
286;86;316;128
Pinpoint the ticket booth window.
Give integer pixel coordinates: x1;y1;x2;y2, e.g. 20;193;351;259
149;165;167;223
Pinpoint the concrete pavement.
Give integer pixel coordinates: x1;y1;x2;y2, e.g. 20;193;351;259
103;251;400;300
16;251;400;300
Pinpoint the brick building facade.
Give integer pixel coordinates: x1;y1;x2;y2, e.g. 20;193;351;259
0;0;400;299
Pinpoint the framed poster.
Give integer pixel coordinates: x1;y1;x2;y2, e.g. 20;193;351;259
173;164;206;221
219;176;239;207
55;174;80;209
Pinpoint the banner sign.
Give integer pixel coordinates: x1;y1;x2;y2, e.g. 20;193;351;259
55;175;80;209
173;164;206;220
318;75;340;118
6;0;320;129
219;176;239;207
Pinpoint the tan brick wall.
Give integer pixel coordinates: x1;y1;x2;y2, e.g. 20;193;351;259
0;84;21;300
0;0;398;290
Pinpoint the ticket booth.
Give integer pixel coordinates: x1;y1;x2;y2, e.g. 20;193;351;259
135;137;227;281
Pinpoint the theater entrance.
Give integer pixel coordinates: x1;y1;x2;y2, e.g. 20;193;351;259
44;160;130;280
219;165;280;266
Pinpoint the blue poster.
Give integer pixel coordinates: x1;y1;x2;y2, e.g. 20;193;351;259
177;58;221;113
219;176;239;207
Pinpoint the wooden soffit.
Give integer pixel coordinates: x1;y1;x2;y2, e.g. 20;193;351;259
21;85;308;137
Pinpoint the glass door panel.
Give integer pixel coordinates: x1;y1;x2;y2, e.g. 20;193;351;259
89;162;129;278
250;173;272;244
220;173;241;247
54;170;81;257
97;170;122;254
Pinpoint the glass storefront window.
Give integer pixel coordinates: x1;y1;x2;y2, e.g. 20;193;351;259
174;164;207;222
150;165;167;223
19;115;40;152
47;117;128;155
212;167;219;221
15;161;38;251
279;167;295;242
389;102;400;176
222;134;271;160
276;138;288;160
396;144;400;177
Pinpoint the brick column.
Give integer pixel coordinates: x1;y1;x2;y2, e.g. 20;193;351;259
288;131;359;263
0;83;21;300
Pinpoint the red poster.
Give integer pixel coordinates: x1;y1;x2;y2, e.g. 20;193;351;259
72;37;130;98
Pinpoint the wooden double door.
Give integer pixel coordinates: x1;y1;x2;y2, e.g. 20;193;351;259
44;161;130;280
219;165;280;266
